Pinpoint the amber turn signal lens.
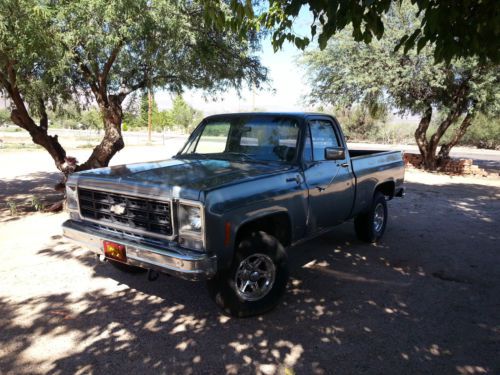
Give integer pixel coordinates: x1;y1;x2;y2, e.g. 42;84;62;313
103;240;127;262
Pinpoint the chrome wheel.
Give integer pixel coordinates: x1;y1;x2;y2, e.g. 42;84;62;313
373;202;385;233
234;253;276;301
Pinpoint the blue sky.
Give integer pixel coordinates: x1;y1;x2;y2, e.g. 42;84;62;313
156;11;314;114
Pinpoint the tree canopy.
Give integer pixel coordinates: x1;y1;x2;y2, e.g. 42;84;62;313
206;0;499;63
301;4;499;169
0;0;267;174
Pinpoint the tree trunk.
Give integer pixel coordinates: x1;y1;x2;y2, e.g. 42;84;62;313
75;98;125;171
438;112;474;161
414;105;436;169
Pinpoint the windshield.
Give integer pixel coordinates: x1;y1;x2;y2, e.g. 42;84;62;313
179;116;301;163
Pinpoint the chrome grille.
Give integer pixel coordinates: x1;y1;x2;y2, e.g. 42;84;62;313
78;188;173;237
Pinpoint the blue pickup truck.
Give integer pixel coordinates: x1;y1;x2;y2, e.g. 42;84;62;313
63;113;405;317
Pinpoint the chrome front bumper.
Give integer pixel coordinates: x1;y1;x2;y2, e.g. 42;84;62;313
62;220;217;281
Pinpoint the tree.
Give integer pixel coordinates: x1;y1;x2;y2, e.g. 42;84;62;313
169;95;200;131
301;4;499;169
0;0;267;175
208;0;499;63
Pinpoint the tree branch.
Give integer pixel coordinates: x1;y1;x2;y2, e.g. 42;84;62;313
102;40;123;81
1;62;33;123
70;47;102;102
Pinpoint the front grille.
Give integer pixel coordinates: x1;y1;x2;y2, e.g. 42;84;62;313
78;188;173;237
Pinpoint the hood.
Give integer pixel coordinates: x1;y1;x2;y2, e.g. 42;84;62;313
72;157;292;201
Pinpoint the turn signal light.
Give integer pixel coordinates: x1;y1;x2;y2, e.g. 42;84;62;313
103;241;127;262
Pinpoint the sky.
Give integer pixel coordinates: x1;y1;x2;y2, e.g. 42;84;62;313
155;11;313;114
153;12;417;124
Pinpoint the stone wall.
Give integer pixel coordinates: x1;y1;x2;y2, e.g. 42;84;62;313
403;153;489;176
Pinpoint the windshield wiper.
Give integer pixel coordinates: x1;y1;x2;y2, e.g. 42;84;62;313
176;152;209;159
223;151;257;161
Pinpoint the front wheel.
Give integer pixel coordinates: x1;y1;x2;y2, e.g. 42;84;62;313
354;192;388;243
207;231;289;317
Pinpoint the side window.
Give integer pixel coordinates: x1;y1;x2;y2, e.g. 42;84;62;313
309;120;340;161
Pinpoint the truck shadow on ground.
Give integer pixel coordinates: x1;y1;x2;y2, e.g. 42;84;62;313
1;180;499;374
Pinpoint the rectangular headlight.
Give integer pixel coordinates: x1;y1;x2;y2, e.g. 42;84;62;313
178;203;203;235
177;201;204;250
66;184;78;211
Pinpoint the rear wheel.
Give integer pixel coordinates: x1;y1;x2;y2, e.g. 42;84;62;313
207;231;289;317
108;259;147;274
354;192;388;243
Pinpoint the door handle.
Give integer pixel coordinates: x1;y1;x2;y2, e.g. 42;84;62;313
339;162;349;168
286;175;302;184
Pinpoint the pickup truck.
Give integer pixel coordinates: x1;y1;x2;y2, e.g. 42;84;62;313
63;113;404;317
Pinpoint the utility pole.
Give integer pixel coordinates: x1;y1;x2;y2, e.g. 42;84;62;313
147;87;152;144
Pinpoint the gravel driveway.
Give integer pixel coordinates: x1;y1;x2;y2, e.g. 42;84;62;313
0;168;499;374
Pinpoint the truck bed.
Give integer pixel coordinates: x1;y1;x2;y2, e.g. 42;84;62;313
349;149;405;217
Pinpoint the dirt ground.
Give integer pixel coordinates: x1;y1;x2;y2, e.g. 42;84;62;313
0;146;499;374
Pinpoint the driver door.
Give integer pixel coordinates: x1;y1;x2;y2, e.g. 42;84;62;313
303;119;355;232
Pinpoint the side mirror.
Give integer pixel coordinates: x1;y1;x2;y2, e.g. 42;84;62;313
325;147;345;160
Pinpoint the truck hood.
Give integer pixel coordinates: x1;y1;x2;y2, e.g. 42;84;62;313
71;158;293;201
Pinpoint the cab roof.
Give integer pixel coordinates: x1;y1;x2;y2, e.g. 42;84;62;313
204;112;334;121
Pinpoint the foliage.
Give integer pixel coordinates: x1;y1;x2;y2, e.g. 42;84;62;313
0;0;72;116
457;114;500;150
30;196;44;211
121;93;202;132
46;104;103;130
207;0;499;63
80;109;104;130
300;3;499;168
203;124;229;136
334;105;384;141
0;108;10;125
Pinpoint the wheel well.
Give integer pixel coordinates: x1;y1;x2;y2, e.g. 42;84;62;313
375;181;395;198
235;212;291;247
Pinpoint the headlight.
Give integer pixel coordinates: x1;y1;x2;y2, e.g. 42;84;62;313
177;201;204;250
179;205;202;233
66;184;78;210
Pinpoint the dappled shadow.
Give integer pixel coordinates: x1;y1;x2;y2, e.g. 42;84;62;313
1;179;499;374
0;171;63;221
469;158;500;175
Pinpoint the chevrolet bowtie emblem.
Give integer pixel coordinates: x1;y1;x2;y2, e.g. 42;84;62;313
110;203;127;215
